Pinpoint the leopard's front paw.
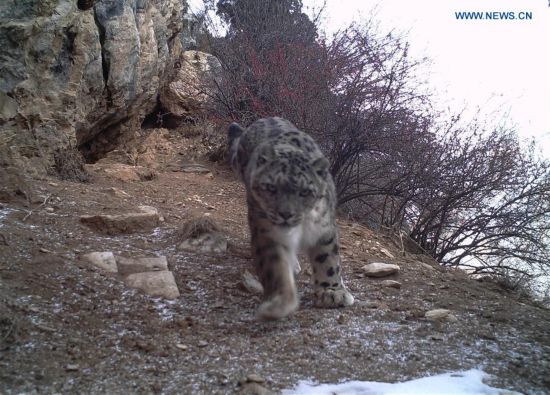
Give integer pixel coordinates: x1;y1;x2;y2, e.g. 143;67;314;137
257;293;299;321
314;287;354;308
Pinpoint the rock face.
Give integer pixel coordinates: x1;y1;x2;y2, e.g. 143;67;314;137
159;50;221;119
0;0;196;173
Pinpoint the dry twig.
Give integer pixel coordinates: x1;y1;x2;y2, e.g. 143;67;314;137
22;194;52;222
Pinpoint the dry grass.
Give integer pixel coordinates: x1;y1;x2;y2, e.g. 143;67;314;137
52;145;90;183
179;216;222;239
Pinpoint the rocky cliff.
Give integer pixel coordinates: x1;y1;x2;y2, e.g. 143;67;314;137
0;0;198;174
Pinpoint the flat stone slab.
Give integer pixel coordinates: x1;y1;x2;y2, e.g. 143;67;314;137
80;205;159;235
362;262;400;277
116;256;168;275
82;251;118;273
124;271;180;299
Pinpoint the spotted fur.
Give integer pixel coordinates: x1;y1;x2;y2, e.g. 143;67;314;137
228;117;354;320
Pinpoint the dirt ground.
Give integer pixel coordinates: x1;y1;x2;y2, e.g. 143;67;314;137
1;128;549;394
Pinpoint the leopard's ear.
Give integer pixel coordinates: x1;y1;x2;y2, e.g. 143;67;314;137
312;157;330;178
228;122;244;141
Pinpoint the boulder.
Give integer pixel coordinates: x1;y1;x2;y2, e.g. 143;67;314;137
124;271;180;299
80;205;160;235
362;262;400;277
425;309;458;322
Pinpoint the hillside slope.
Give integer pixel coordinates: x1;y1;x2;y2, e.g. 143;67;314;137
0;129;549;394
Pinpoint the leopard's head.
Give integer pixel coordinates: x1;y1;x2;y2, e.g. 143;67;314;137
248;143;330;227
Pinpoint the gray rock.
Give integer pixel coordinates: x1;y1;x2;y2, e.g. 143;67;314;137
124;271;180;299
180;163;211;174
240;270;264;294
116;256;168;275
362;262;400;277
80;205;160;235
82;251;118;273
381;280;402;289
425;309;458;322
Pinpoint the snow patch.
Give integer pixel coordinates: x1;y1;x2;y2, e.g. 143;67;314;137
282;369;522;395
0;206;21;228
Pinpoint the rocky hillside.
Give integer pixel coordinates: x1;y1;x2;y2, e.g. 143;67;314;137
0;129;549;394
0;0;210;174
1;2;549;394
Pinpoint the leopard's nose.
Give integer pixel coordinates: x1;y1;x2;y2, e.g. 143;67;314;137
280;211;293;220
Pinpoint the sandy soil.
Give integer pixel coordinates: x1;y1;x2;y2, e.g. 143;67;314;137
0;129;549;394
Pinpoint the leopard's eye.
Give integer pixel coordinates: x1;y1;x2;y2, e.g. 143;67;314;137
263;183;277;194
299;189;311;197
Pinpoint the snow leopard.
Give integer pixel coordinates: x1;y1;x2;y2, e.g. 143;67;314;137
228;117;354;320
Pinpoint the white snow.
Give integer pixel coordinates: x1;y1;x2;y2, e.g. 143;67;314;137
282;369;522;395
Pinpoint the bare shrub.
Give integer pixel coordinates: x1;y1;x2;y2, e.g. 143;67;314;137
180;216;222;239
199;0;550;286
52;144;90;183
